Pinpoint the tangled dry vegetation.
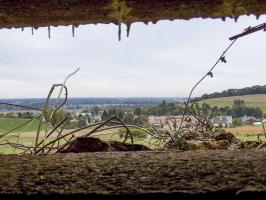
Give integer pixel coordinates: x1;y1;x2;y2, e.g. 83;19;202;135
0;81;156;154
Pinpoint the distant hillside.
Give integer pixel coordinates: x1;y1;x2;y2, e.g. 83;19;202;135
0;97;185;111
192;85;266;102
199;94;266;113
0;97;183;105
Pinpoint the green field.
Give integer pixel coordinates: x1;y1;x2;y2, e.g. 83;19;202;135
0;118;49;133
0;118;53;154
0;136;73;154
236;135;265;141
0;134;156;154
1;117;263;154
0;117;156;154
0;122;157;154
0;133;262;154
199;94;266;113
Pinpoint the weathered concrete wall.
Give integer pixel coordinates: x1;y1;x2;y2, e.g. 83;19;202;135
0;150;265;199
0;0;265;29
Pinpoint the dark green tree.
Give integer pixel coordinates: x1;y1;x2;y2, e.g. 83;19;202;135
134;107;142;115
123;112;135;124
101;110;109;121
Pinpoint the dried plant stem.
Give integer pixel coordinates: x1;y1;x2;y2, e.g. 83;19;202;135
35;117;69;150
55;135;75;153
34;84;68;153
56;68;80;107
113;116;133;143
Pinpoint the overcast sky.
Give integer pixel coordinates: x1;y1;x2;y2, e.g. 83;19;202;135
0;15;266;98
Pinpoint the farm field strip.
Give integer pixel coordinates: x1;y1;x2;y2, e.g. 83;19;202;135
0;118;48;132
199;94;266;112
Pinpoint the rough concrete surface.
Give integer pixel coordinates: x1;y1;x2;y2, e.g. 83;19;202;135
0;0;266;29
0;150;266;199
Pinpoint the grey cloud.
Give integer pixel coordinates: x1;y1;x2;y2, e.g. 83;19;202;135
0;15;266;98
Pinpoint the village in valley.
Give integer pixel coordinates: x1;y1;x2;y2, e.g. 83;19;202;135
1;92;266;143
148;114;262;128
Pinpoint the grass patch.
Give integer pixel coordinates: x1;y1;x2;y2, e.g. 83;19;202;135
226;125;266;141
236;135;266;141
0;127;158;154
199;94;266;113
0;136;57;154
0;118;49;133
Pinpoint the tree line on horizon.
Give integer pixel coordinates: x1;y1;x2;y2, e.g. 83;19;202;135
192;85;266;102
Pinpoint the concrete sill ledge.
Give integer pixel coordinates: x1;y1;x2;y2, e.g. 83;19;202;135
0;150;265;199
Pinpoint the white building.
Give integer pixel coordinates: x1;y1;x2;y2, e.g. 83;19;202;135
212;116;232;127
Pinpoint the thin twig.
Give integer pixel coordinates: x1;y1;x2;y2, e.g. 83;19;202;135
56;68;80;107
0;102;43;111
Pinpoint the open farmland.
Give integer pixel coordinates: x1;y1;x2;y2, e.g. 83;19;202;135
0;118;48;132
226;125;266;141
199;94;266;112
1;118;265;154
0;123;155;154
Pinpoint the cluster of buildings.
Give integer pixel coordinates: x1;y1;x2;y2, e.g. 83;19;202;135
212;116;232;127
148;115;265;128
240;115;264;126
68;110;103;123
148;115;181;128
148;115;196;129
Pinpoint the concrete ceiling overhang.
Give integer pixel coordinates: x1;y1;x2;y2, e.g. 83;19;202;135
0;0;265;29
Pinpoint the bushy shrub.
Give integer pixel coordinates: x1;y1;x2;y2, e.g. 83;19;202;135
232;118;242;127
117;128;147;139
